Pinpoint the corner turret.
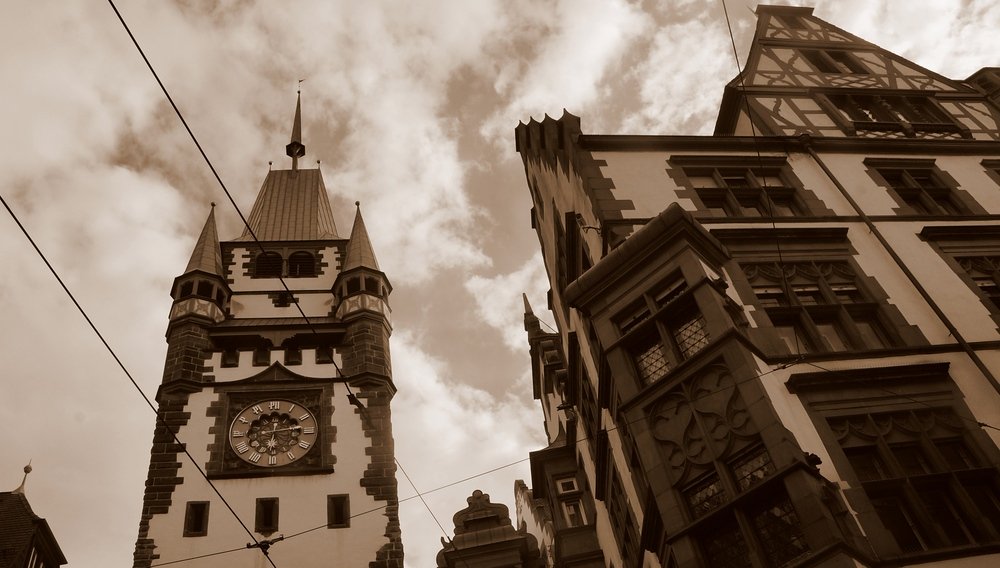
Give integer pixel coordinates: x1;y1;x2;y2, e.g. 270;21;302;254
167;205;230;326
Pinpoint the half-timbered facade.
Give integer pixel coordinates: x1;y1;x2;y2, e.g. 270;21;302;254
515;5;1000;568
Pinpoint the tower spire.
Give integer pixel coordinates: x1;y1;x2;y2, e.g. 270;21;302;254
286;86;306;170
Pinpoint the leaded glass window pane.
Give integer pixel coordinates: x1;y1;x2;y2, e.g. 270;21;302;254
731;446;775;491
633;336;669;384
684;474;727;518
673;314;709;358
750;493;810;567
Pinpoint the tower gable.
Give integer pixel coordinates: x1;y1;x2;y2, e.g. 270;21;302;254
716;6;1000;140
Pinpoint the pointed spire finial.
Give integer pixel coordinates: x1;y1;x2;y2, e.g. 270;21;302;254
286;85;306;170
12;461;31;495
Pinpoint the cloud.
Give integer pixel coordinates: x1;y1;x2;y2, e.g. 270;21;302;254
619;14;737;135
464;252;552;350
479;0;653;140
390;330;545;567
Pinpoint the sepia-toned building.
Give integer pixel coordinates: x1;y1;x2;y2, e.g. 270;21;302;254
513;5;1000;567
132;95;402;567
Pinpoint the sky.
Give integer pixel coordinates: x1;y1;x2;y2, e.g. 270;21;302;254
3;1;1000;567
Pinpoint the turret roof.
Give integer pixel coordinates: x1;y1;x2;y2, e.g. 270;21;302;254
185;206;224;276
342;203;379;272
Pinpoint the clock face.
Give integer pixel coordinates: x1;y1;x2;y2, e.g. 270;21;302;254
229;399;319;467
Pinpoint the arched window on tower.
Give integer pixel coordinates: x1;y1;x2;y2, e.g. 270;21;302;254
288;252;316;277
254;252;283;278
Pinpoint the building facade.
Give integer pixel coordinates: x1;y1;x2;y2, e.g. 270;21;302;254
514;5;1000;568
132;96;403;567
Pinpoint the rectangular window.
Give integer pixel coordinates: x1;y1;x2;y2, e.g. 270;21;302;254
554;476;579;494
618;276;711;385
561;499;587;528
252;347;271;367
876;167;968;215
744;260;892;354
255;498;279;535
789;364;1000;558
183;501;209;537
327;495;350;528
221;349;239;368
284;347;302;366
686;165;803;218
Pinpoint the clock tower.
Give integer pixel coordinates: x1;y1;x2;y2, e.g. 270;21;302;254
132;95;403;567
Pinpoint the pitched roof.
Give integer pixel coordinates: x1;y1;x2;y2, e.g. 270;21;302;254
236;168;339;241
0;492;66;566
342;204;379;272
185;206;224;276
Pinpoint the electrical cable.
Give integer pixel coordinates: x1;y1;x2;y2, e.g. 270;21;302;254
101;3;481;564
148;453;533;566
720;0;801;356
0;195;273;567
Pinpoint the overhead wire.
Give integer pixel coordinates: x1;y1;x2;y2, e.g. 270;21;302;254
0;192;273;566
720;0;801;356
100;0;473;562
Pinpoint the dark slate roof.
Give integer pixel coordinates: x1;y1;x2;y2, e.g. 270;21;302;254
236;168;339;241
342;205;379;272
184;206;224;276
0;493;66;567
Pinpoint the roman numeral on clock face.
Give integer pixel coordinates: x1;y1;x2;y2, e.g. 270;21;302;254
268;455;277;465
286;451;295;460
299;413;311;421
269;401;280;410
302;427;315;434
236;442;250;454
249;452;262;463
298;441;310;449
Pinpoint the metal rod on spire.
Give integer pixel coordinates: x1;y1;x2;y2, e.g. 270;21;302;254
286;82;306;170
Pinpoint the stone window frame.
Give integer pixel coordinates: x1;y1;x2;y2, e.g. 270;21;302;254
920;224;1000;330
787;362;1000;559
327;494;350;528
182;501;209;537
668;155;832;220
742;259;893;355
716;227;925;359
614;273;711;387
255;497;279;536
865;158;985;217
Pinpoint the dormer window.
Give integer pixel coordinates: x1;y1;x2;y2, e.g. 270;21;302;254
288;252;316;277
254;252;283;278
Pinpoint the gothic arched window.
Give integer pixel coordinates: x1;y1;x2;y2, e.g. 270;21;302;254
288;252;316;277
254;252;283;278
